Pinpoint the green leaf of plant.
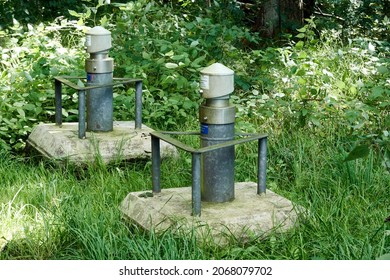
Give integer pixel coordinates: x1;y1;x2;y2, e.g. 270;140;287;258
344;144;370;162
172;54;186;61
377;65;388;74
68;10;80;17
165;62;178;69
16;108;25;118
295;41;304;49
336;80;346;89
190;40;199;47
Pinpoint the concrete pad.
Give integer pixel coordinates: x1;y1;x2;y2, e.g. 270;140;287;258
26;121;178;164
120;182;304;244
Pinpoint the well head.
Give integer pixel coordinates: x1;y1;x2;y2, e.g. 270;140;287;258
85;26;112;54
200;63;234;99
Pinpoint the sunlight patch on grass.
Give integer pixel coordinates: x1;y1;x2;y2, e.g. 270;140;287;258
0;185;55;254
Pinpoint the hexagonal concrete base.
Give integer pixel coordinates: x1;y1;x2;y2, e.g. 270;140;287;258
120;182;304;244
26;121;178;163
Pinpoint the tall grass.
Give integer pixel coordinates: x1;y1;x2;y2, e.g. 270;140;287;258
1;125;389;260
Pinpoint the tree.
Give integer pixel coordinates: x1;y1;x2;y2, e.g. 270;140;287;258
240;0;315;37
0;0;84;28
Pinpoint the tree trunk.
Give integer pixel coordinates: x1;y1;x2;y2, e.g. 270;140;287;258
241;0;314;37
262;0;280;37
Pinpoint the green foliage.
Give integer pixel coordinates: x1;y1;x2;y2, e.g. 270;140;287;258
1;0;257;150
108;0;256;129
0;19;86;150
0;0;86;28
316;0;389;41
232;17;389;169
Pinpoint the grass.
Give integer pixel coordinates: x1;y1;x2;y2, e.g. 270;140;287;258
0;126;389;260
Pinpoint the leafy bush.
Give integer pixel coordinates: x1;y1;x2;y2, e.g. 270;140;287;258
0;19;86;150
232;18;389;167
0;0;388;166
109;0;257;129
0;0;257;151
0;0;85;28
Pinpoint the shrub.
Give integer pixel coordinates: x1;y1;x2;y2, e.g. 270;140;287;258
0;19;86;150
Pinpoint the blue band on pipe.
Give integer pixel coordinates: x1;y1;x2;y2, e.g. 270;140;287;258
201;124;208;135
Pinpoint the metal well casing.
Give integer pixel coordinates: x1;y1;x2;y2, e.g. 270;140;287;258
200;121;235;202
85;26;114;132
199;63;235;203
86;71;113;131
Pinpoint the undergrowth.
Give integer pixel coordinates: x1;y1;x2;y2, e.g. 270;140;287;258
1;128;389;260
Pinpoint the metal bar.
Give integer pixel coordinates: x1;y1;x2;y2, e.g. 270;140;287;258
55;76;81;90
192;152;201;216
151;131;267;154
151;135;161;193
135;81;142;129
258;137;267;194
197;134;268;154
150;131;196;153
158;131;200;136
55;76;142;91
55;79;62;126
78;90;86;139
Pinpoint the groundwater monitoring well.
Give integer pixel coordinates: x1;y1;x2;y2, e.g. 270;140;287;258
27;26;177;163
121;63;303;244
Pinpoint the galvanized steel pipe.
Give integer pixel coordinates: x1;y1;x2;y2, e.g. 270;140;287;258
85;26;114;132
199;63;236;203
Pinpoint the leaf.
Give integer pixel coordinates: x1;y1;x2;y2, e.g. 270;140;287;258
164;50;174;57
377;65;388;74
172;54;186;61
368;42;375;53
68;10;80;17
310;117;321;127
61;108;68;117
165;62;178;69
336;80;345;89
77;80;85;88
85;8;92;19
190;40;199;47
344;144;370;162
295;41;304;49
16;108;25;118
100;15;107;25
369;86;384;100
23;104;35;111
142;51;151;59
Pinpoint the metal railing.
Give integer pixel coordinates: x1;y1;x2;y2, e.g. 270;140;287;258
54;76;143;139
150;131;268;216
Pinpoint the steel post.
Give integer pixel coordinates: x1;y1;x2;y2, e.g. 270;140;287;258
258;137;267;194
151;135;161;193
78;90;86;139
55;79;62;126
192;152;201;216
135;81;142;129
